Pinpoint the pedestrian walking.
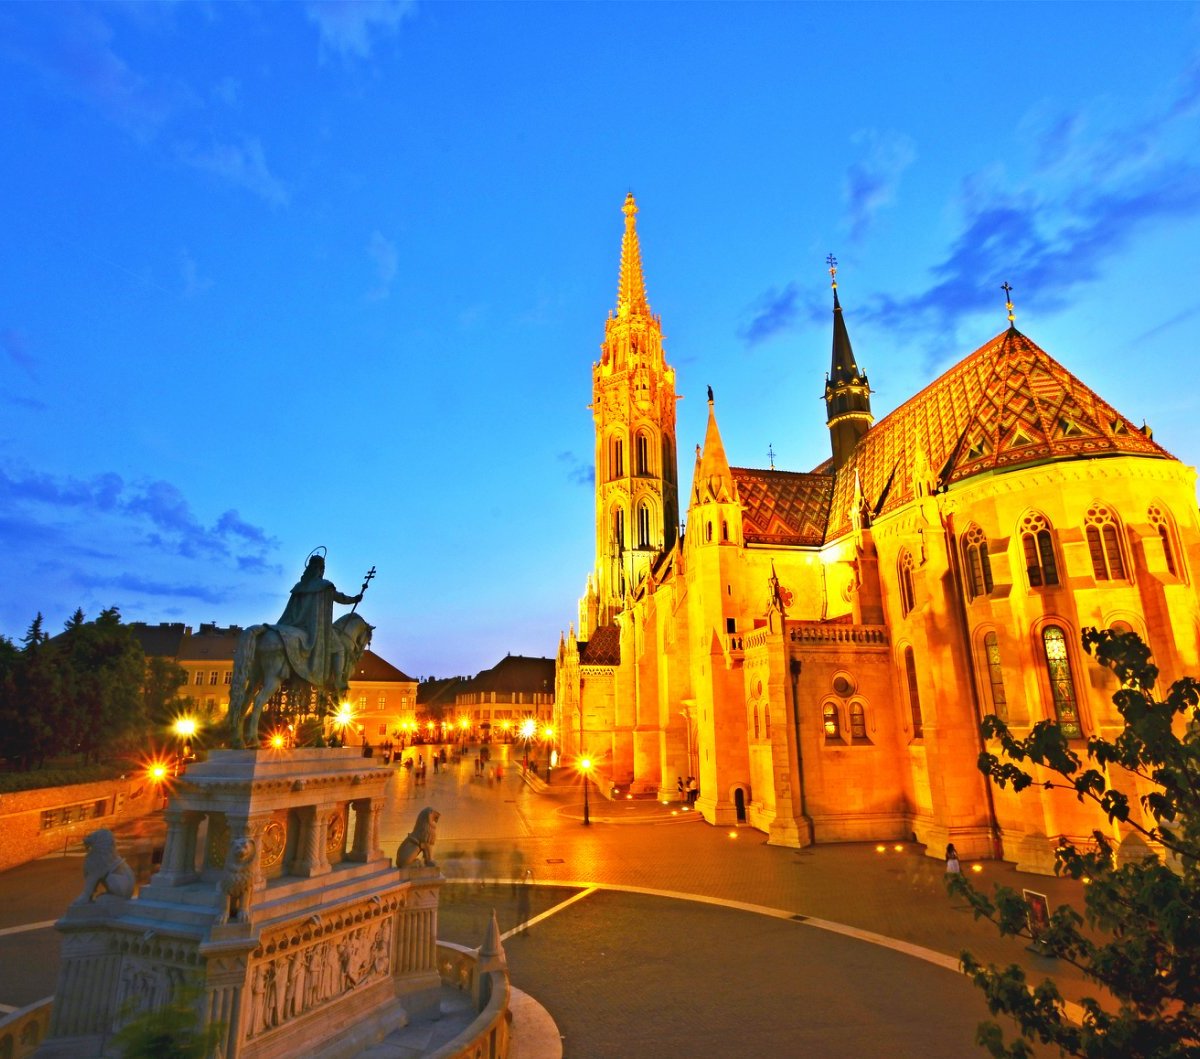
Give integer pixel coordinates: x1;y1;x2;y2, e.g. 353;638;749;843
676;776;685;803
686;776;698;806
945;843;961;874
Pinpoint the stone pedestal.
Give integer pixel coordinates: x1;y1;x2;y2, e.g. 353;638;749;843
39;749;442;1059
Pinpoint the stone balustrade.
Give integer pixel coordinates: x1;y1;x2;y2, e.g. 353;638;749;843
0;997;52;1059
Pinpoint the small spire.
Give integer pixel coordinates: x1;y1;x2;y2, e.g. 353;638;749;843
707;384;714;404
1001;281;1016;327
767;443;776;470
616;193;650;318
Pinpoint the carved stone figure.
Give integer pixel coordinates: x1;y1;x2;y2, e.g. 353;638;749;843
226;551;375;747
216;836;256;924
75;828;136;903
395;807;440;868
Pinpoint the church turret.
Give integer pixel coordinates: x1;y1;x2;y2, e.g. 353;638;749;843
589;194;680;624
823;256;873;472
689;389;741;546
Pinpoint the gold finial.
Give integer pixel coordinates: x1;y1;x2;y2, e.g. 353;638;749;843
1001;281;1016;325
623;192;638;219
826;253;838;289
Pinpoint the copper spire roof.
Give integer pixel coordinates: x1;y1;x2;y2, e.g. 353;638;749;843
694;390;736;504
616;192;650;319
825;327;1174;538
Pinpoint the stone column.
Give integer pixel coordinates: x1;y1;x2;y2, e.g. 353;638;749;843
292;805;330;878
347;799;371;862
153;806;200;885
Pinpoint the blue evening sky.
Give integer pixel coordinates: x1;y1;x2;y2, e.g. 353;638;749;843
2;2;1199;678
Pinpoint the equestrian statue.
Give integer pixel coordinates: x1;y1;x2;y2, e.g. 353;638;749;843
227;549;376;747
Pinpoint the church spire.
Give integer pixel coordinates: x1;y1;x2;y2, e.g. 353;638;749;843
616;193;650;318
695;388;735;504
823;256;873;472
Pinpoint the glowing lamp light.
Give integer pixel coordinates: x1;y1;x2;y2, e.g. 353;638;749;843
269;732;287;749
671;810;678;816
971;864;984;874
580;756;593;772
543;726;554;740
335;705;354;727
875;845;887;853
173;717;197;739
147;762;168;783
728;831;739;839
520;719;536;741
893;844;903;852
459;718;469;730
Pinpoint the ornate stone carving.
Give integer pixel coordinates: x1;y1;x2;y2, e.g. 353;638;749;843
395;807;439;868
76;828;135;904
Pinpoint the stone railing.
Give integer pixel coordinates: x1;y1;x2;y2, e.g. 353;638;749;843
787;622;889;646
0;997;52;1058
742;628;771;651
433;941;511;1058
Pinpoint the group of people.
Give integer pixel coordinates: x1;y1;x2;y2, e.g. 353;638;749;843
676;775;699;806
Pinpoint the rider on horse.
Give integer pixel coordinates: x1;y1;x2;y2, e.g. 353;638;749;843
276;550;364;696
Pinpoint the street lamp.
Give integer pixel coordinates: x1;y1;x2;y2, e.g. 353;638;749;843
580;756;592;826
520;718;536;770
333;703;356;746
172;716;197;763
458;716;470;751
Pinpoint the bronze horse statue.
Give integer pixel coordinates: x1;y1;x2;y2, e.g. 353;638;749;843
226;612;374;747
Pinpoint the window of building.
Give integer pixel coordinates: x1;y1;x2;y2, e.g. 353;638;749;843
1085;504;1127;581
358;695;367;710
850;702;866;740
378;696;386;711
612;437;624;479
1041;625;1082;738
1149;505;1181;577
1020;512;1059;587
753;706;760;739
636;432;650;475
378;724;386;736
898;549;916;616
963;525;993;599
614;508;625;550
194;671;204;685
983;632;1008;721
904;647;924;738
823;703;839;739
726;617;736;634
705;521;713;543
721;520;729;542
764;706;770;738
209;670;219;686
223;670;232;685
638;503;651;548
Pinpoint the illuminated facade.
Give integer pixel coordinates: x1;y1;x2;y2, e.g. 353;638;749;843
555;197;1200;870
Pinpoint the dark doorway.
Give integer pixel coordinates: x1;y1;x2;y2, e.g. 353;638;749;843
734;788;746;822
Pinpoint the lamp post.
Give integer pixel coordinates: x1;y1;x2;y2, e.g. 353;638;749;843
580;756;592;826
520;718;536;771
172;716;197;765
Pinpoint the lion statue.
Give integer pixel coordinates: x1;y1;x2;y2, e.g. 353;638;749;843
75;828;136;904
395;808;440;869
216;836;257;924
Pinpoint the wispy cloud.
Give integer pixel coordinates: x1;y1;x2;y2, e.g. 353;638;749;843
366;231;398;300
2;329;37;379
843;130;915;241
305;0;417;62
177;137;289;207
557;451;593;487
738;282;804;347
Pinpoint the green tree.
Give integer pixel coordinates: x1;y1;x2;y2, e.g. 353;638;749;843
111;987;223;1059
59;607;147;764
949;628;1200;1058
143;655;190;729
0;615;64;768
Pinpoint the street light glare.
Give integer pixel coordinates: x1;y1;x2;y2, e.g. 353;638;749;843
173;717;197;738
580;757;592;772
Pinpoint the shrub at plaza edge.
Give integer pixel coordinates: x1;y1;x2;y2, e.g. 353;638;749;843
948;628;1200;1058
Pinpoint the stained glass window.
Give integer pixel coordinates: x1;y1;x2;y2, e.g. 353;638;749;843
1042;625;1081;738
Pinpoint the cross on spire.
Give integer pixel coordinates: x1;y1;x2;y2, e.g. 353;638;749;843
1001;281;1016;326
826;253;838;288
767;443;776;470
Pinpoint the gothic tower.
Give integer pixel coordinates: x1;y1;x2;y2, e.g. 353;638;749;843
588;194;679;630
823;262;873;471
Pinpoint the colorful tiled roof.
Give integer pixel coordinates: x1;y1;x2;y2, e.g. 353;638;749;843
825;328;1173;539
579;623;621;666
732;468;833;546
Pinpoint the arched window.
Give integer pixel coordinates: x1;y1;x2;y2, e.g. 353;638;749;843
753;705;760;739
636;432;651;475
1041;625;1082;738
850;701;866;740
963;525;993;600
1149;505;1180;577
1020;512;1059;587
1085;504;1127;581
764;706;771;739
611;437;624;479
613;508;625;550
897;549;916;616
822;703;840;739
637;503;652;548
904;647;923;738
721;520;729;542
705;521;713;543
983;631;1008;721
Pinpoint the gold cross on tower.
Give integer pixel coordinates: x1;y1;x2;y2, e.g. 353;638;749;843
1001;281;1016;326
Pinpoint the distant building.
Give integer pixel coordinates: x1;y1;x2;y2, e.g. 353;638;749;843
454;655;555;742
557;195;1200;872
